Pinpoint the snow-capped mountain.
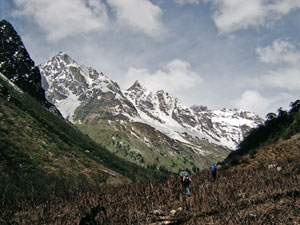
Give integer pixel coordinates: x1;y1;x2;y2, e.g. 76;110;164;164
40;52;137;122
191;106;262;149
39;52;263;151
124;81;262;149
38;52;264;171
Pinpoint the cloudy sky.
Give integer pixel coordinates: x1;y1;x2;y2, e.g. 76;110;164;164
1;0;300;117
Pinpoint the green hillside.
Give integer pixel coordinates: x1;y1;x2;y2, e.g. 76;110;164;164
0;75;169;205
2;110;300;224
76;120;230;174
223;101;300;168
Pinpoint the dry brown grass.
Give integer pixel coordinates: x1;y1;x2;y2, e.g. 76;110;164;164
1;134;300;224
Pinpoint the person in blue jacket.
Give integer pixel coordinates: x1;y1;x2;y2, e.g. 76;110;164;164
211;164;217;181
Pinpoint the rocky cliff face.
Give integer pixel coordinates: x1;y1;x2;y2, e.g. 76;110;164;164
0;20;56;112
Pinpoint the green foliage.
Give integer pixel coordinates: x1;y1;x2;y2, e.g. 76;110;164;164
76;120;222;174
192;166;200;173
224;101;300;167
0;76;170;204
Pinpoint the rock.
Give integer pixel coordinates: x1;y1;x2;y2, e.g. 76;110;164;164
276;166;282;172
268;164;277;169
150;210;165;216
177;207;183;212
247;213;257;219
0;20;58;112
237;193;247;199
170;210;176;216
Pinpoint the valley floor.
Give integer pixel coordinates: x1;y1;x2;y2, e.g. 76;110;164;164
1;134;300;224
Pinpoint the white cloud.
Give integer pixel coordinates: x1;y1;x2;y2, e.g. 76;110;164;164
254;40;300;91
209;0;300;34
256;40;300;64
107;0;166;39
232;90;292;117
175;0;201;5
12;0;108;42
261;67;300;91
232;90;270;116
124;59;202;94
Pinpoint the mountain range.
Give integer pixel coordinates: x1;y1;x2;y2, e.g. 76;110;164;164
39;52;263;172
0;18;263;174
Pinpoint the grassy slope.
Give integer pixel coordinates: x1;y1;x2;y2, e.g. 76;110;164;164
77;120;230;174
3;133;300;224
72;85;230;174
223;103;300;168
3;102;299;224
0;76;169;204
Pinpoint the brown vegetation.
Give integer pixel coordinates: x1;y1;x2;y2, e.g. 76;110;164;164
1;134;300;224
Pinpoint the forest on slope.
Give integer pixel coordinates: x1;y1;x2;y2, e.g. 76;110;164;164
224;100;300;168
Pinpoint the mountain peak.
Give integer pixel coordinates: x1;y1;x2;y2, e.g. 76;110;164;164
127;80;148;93
0;19;12;28
39;52;133;121
0;20;15;32
50;52;75;65
191;105;209;112
127;80;142;90
0;19;56;111
157;89;166;95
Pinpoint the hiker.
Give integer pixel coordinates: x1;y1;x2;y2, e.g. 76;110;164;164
178;169;187;179
182;173;191;196
211;164;217;181
178;169;191;196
